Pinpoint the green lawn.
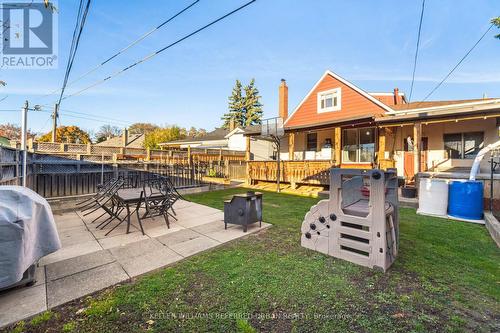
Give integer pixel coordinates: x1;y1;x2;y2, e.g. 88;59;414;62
8;188;500;333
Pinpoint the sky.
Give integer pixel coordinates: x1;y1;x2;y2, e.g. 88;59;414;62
0;0;499;136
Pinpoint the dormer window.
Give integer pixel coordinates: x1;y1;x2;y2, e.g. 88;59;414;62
317;88;341;113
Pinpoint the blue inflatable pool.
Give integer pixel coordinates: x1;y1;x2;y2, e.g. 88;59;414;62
448;181;484;220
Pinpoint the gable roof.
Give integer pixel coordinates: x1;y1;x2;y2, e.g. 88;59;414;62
163;128;230;145
97;133;144;148
284;70;395;127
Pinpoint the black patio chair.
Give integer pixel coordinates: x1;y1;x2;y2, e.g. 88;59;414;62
134;177;174;233
76;177;116;212
83;178;124;225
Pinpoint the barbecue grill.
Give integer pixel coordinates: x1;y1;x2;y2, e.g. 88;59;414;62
224;191;262;232
0;186;61;290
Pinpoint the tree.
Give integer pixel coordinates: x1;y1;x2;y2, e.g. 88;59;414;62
221;79;263;128
0;123;35;140
94;125;121;143
143;126;185;149
39;126;91;144
222;80;245;128
186;126;207;138
243;78;263;126
129;122;159;135
493;17;500;39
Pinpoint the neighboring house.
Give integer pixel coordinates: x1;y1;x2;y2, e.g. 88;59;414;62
160;126;274;161
245;70;500;178
0;136;11;147
96;129;145;148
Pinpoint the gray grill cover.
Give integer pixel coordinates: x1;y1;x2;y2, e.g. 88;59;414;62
0;186;61;288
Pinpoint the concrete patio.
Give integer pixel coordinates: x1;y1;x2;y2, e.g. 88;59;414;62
0;200;270;328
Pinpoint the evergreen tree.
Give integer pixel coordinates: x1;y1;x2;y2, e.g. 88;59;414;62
222;79;264;128
493;17;500;39
243;78;263;126
222;80;245;128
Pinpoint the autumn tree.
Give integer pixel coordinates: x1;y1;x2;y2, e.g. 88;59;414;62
186;126;207;138
143;126;185;149
94;125;121;143
129;122;159;135
0;123;35;140
39;126;91;144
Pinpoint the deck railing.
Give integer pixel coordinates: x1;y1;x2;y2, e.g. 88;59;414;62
247;161;335;186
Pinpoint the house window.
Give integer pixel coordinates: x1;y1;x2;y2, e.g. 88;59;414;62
317;88;341;113
342;127;375;163
444;132;484;159
307;133;317;151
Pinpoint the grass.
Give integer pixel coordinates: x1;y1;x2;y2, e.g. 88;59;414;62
4;188;499;333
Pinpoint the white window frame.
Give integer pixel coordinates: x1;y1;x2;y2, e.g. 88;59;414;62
317;88;341;113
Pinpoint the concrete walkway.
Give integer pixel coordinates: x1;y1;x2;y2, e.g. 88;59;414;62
0;200;270;328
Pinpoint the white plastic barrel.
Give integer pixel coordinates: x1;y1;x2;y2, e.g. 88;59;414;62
417;178;449;216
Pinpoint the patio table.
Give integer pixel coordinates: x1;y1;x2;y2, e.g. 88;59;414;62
113;188;164;235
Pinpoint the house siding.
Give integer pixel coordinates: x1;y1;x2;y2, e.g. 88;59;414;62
285;73;388;128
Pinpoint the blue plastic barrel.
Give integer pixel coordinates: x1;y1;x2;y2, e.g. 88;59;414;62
448;181;484;220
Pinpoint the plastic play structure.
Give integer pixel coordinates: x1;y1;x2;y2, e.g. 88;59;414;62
301;168;399;272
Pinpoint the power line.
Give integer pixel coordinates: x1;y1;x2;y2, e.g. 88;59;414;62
408;0;425;104
416;23;494;105
57;112;132;127
60;0;257;101
36;0;200;101
57;0;92;106
59;108;130;125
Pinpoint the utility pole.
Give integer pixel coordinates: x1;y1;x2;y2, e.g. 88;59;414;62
51;103;59;143
21;101;28;187
20;101;41;187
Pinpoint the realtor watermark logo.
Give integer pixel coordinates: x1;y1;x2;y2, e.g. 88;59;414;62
1;1;58;69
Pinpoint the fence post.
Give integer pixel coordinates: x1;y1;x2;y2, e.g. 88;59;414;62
27;138;34;152
146;148;151;161
76;154;81;173
60;143;65;152
87;143;91;155
113;163;118;179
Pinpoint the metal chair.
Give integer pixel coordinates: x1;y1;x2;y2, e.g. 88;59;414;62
76;177;116;212
83;178;124;226
135;177;173;233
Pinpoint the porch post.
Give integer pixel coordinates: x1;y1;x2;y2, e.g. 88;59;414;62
413;122;421;176
378;127;386;169
288;132;295;161
245;136;251;185
245;136;251;161
334;127;341;166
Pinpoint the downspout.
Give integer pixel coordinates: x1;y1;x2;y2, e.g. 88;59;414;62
469;140;500;181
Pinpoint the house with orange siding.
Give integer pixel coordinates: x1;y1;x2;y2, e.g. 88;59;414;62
245;70;500;191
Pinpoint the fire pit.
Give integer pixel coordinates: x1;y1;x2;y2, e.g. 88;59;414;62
224;191;262;232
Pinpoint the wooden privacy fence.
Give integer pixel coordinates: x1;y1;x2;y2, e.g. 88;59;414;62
247;161;334;186
10;141;246;163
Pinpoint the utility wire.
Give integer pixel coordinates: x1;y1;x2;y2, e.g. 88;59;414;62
59;108;130;125
60;0;257;101
408;0;425;104
37;0;200;100
57;0;92;106
416;23;494;106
